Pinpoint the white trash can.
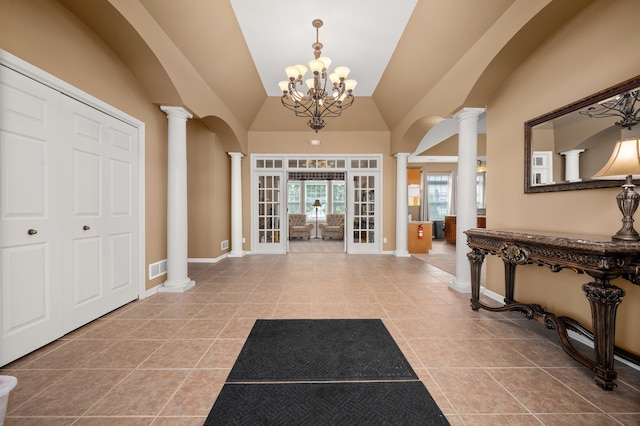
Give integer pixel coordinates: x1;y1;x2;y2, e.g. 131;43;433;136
0;376;17;426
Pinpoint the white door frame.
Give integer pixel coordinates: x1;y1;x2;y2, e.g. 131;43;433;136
251;154;382;254
0;49;146;300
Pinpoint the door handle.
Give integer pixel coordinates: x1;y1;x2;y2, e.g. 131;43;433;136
83;225;90;231
27;229;38;235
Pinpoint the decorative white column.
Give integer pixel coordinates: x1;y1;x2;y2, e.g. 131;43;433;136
228;152;245;257
449;108;485;293
395;152;410;257
159;106;194;293
560;149;585;182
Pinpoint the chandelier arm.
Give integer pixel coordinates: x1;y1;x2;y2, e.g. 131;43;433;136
278;18;356;132
579;89;640;130
281;96;317;120
318;97;355;118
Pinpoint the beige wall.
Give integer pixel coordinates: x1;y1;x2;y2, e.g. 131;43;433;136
187;120;231;259
245;131;396;251
486;0;640;353
0;0;169;290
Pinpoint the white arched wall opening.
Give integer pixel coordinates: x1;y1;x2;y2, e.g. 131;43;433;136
408;108;486;293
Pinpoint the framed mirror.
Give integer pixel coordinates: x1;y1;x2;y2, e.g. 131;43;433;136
524;75;640;193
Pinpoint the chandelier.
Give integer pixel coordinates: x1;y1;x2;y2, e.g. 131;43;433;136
279;19;356;132
579;88;640;130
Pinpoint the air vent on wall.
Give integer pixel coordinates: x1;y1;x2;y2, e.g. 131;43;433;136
148;259;167;280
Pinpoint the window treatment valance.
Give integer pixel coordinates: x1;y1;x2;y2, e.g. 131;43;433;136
288;172;346;181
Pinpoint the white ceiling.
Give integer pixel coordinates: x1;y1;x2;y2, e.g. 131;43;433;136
229;0;418;96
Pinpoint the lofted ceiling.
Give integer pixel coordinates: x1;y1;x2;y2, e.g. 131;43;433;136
229;0;418;97
56;0;596;145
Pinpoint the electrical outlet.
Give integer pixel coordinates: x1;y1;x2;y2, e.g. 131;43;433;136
242;237;246;243
383;237;387;243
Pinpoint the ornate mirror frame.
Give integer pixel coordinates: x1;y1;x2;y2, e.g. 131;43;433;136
524;75;640;193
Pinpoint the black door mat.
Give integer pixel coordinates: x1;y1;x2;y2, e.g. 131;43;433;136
226;319;418;382
204;381;450;425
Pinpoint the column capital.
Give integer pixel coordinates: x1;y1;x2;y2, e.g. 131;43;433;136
560;149;586;156
228;152;244;159
160;106;193;120
453;107;485;121
394;152;410;159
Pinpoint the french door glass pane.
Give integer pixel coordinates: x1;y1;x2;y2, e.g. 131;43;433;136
258;174;281;244
352;174;374;244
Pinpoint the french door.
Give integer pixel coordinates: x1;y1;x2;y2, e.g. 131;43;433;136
349;172;380;253
251;155;381;254
254;172;285;254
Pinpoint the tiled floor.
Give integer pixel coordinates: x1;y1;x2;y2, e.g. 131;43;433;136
2;241;640;425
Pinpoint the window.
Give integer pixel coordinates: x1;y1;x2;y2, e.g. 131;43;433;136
476;172;486;209
331;181;346;214
287;181;301;213
305;181;327;220
287;180;346;219
426;174;449;221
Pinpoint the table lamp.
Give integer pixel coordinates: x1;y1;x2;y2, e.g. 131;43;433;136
313;199;322;239
592;137;640;241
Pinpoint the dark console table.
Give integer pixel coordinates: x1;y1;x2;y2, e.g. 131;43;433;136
465;228;640;390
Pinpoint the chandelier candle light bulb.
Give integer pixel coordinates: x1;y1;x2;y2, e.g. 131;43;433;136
279;19;356;132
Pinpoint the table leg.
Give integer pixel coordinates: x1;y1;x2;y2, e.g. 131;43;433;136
582;279;626;390
503;261;516;304
468;248;485;310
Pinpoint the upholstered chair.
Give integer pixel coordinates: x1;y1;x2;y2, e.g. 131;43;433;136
319;214;344;240
288;214;313;240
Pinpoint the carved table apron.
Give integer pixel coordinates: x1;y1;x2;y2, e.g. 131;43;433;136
465;228;640;390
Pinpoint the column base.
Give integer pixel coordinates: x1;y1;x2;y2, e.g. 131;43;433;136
158;278;195;293
228;251;246;258
395;250;411;257
448;278;471;294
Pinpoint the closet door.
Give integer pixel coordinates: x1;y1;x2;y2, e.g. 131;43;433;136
61;97;139;331
0;62;141;365
0;65;65;364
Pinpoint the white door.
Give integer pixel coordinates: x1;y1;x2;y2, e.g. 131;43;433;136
61;97;139;331
348;172;380;253
254;172;285;254
0;65;66;363
0;62;141;365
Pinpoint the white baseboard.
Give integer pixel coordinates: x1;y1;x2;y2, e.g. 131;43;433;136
481;287;639;371
188;253;229;263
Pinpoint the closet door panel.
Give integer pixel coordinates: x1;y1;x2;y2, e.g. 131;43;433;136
64;106;104;329
72;236;102;306
110;233;131;291
0;66;64;365
73;150;101;216
104;112;137;308
62;97;138;330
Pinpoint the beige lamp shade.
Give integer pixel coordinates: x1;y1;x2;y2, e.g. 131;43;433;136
313;199;322;207
592;137;640;179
